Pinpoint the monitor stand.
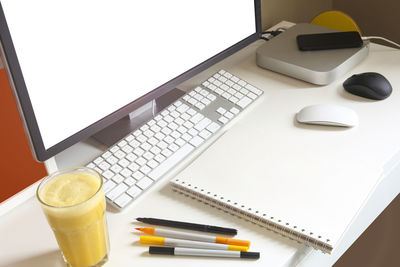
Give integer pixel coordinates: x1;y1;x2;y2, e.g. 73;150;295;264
92;88;185;147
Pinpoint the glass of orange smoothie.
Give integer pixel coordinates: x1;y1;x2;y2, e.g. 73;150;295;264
37;167;109;267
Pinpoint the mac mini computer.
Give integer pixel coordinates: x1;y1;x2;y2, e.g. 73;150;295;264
256;23;369;85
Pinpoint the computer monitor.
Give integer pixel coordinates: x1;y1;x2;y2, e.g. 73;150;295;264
0;1;261;162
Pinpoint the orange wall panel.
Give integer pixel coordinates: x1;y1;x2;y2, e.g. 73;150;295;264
0;69;47;202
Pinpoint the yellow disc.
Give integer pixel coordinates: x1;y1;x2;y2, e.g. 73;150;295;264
311;10;361;34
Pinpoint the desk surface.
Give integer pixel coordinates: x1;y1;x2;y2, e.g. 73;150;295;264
1;22;400;267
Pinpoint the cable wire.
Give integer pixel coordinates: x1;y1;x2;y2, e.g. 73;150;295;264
362;36;400;49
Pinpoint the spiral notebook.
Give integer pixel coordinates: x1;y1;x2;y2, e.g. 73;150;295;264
169;120;383;254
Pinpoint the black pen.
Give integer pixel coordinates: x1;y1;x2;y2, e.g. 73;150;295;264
136;217;238;235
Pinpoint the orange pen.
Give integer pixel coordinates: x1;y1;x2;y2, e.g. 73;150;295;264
136;227;250;247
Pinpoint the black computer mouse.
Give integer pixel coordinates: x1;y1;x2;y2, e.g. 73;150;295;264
343;72;392;100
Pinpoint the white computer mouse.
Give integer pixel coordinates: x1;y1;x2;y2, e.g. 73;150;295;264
296;104;358;127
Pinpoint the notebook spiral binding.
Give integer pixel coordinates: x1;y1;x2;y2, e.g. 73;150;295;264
170;178;333;254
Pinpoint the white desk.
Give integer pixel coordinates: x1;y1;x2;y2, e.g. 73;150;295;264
1;22;400;267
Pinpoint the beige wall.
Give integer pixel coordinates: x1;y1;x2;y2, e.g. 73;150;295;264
261;0;399;46
333;0;400;45
261;0;332;30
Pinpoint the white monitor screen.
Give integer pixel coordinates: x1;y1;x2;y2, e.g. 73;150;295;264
1;0;258;159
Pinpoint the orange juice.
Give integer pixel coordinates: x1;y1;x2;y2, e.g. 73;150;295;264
37;167;109;267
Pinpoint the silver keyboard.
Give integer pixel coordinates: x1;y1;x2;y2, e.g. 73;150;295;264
87;70;263;210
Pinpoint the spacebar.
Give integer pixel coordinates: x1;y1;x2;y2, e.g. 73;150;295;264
148;143;195;180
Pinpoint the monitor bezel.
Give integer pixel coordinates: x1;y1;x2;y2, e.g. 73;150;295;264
0;1;262;162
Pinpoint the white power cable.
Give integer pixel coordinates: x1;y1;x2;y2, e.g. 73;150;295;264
362;36;400;49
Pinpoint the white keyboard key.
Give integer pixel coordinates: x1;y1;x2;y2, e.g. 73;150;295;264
154;154;166;163
140;165;151;174
157;141;168;150
154;132;166;140
102;170;114;179
199;129;212;139
94;157;103;165
109;147;119;155
136;157;147;166
112;174;124;184
230;107;240;114
150;124;161;133
229;96;239;104
140;124;149;132
124;177;136;186
143;151;154;160
195;102;206;110
133;147;145;156
227;88;236;95
238;80;247;87
169;143;179;152
206;122;221;133
140;142;151;151
102;151;112;159
222;92;231;99
177;126;188;134
148;143;194;180
157;119;168;128
182;133;192;141
175;117;185;125
176;104;189;113
246;84;263;95
189;136;205;147
161;148;173;158
114;193;132;208
86;163;96;169
128;162;139;172
248;92;257;100
225;112;234;119
118;158;130;168
207;94;217;101
99;161;111;171
148;137;158;146
132;171;144;180
117;140;127;148
127;186;142;198
147;159;159;169
144;130;154;138
126;153;137;162
194;118;211;131
216;107;226;114
187;108;197;116
136;177;154;190
129;139;140;148
106;183;128;201
150;146;161;155
175;138;186;147
110;164;123;174
218;116;229;124
240;87;249;95
120;168;133;178
121;145;133;154
181;113;191;121
236;96;252;108
164;115;174;123
188;128;199;137
183;121;194;129
103;180;116;194
114;150;126;159
190;113;204;124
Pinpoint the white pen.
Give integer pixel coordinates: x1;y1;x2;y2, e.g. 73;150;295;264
149;246;260;259
140;236;248;251
136;227;250;247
